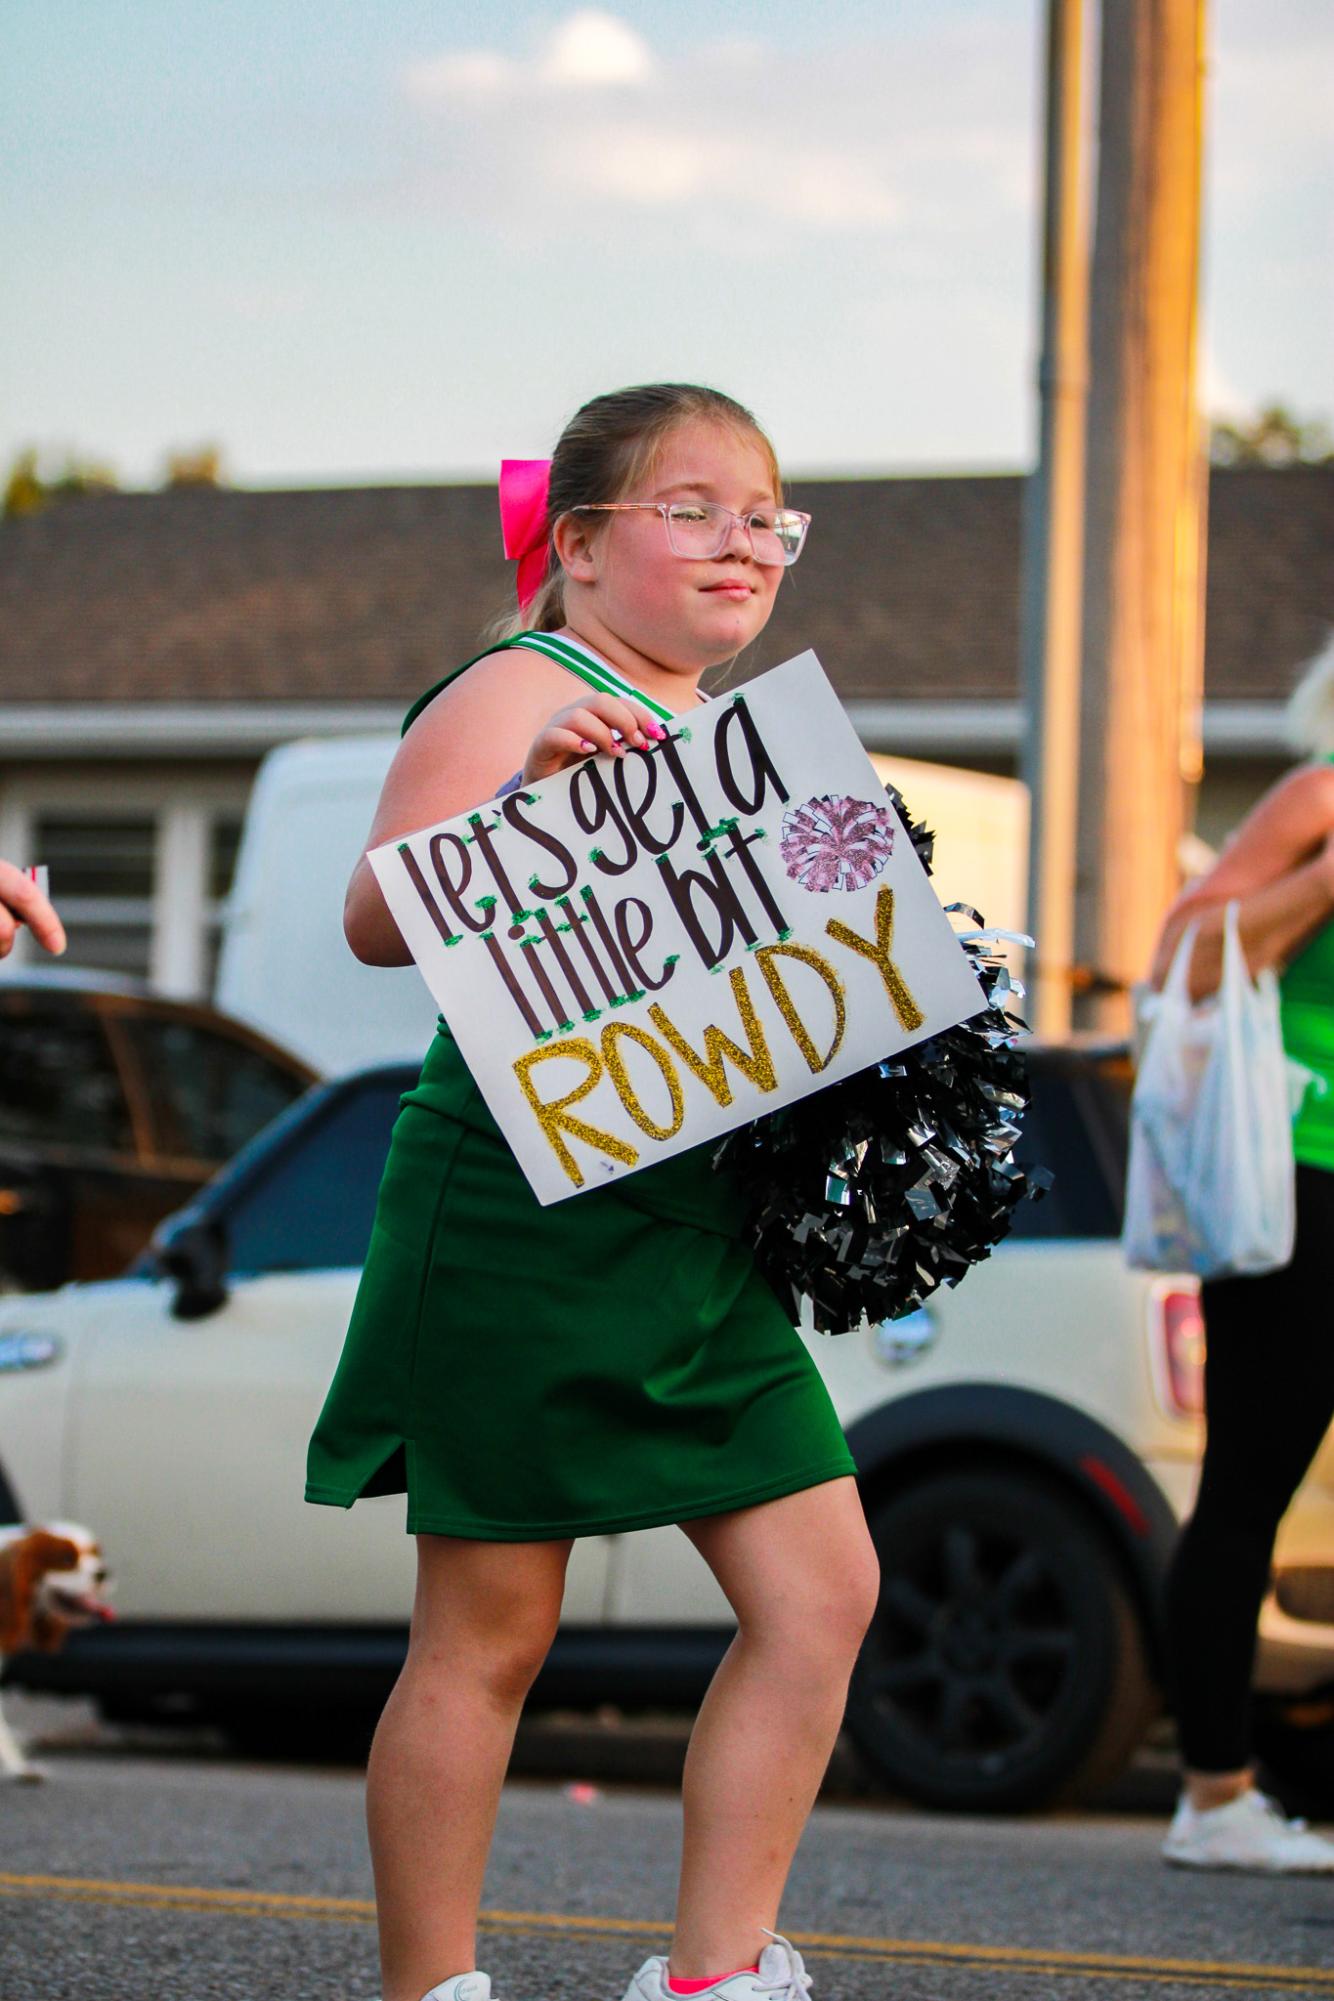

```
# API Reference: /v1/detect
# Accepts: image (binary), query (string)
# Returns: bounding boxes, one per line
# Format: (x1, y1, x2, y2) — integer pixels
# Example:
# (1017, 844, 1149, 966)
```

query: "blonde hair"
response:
(1285, 633, 1334, 759)
(486, 382, 783, 643)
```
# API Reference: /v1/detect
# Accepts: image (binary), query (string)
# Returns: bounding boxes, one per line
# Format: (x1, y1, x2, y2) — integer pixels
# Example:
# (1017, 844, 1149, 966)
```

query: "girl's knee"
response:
(849, 1543, 883, 1643)
(407, 1607, 558, 1705)
(742, 1549, 881, 1666)
(410, 1538, 570, 1700)
(821, 1519, 883, 1646)
(481, 1621, 558, 1704)
(831, 1548, 882, 1656)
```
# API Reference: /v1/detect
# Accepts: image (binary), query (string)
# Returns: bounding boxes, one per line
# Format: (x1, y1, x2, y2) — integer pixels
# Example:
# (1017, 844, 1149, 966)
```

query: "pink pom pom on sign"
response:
(779, 794, 896, 894)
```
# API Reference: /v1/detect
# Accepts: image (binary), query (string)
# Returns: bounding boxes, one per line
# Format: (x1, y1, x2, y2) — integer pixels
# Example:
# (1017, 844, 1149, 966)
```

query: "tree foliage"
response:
(1210, 403, 1333, 468)
(3, 447, 120, 518)
(163, 444, 226, 487)
(3, 441, 231, 516)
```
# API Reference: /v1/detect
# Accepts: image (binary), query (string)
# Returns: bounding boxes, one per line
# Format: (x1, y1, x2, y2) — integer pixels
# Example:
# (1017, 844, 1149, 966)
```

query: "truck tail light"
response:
(1156, 1284, 1205, 1417)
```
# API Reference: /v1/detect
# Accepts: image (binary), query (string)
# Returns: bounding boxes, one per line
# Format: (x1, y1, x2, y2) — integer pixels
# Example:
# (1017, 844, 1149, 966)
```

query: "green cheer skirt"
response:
(304, 1027, 855, 1539)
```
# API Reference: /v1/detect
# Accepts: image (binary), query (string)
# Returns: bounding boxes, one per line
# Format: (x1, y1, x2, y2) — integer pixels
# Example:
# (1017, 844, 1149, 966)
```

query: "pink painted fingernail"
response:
(580, 739, 597, 753)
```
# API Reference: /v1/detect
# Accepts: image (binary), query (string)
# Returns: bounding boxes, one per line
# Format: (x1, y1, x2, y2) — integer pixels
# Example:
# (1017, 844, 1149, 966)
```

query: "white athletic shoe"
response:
(620, 1933, 812, 2001)
(1163, 1788, 1334, 1873)
(369, 1980, 493, 2001)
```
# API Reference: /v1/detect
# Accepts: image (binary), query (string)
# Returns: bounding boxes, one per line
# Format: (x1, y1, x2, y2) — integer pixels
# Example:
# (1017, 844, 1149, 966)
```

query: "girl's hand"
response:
(0, 859, 65, 959)
(521, 692, 668, 784)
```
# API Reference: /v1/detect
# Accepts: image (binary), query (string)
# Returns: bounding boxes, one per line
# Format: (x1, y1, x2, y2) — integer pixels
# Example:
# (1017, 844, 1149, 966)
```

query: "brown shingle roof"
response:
(0, 468, 1328, 707)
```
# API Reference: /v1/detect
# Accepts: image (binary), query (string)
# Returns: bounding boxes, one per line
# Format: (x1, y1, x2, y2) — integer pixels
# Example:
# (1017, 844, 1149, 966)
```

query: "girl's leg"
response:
(367, 1532, 572, 2001)
(1165, 1166, 1334, 1808)
(668, 1478, 880, 1979)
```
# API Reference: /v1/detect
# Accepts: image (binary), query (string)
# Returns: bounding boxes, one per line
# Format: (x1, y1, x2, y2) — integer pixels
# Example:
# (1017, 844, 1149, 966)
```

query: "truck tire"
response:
(847, 1466, 1157, 1812)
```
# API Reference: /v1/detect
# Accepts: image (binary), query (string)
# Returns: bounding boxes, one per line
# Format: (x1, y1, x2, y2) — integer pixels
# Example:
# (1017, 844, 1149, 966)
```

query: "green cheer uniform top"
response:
(1282, 891, 1334, 1174)
(304, 630, 856, 1539)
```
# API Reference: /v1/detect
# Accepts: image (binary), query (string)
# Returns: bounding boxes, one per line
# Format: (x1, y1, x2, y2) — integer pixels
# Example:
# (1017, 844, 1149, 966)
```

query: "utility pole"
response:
(1073, 0, 1208, 1032)
(1021, 0, 1089, 1038)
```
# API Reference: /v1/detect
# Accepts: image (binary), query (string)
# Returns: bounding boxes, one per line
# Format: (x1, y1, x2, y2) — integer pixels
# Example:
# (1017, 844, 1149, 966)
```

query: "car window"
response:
(120, 1017, 308, 1163)
(0, 999, 133, 1154)
(223, 1077, 406, 1274)
(1009, 1052, 1131, 1241)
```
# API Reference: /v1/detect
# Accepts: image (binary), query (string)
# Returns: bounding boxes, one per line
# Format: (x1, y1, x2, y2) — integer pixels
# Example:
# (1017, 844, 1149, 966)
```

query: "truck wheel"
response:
(847, 1467, 1157, 1812)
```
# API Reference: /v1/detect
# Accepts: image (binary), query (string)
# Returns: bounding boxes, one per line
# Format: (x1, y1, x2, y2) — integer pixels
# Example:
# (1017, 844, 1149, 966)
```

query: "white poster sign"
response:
(370, 651, 986, 1204)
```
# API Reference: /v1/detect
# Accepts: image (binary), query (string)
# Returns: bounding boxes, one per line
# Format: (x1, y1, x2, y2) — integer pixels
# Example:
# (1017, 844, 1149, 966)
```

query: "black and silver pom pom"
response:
(714, 787, 1050, 1332)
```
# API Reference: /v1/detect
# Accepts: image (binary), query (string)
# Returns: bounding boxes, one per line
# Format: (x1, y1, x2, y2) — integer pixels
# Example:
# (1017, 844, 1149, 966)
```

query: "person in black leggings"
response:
(1150, 650, 1334, 1871)
(1165, 1165, 1334, 1773)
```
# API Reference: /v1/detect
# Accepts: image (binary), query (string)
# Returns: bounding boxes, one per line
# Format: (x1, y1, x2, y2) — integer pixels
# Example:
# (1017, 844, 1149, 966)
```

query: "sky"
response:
(3, 0, 1330, 487)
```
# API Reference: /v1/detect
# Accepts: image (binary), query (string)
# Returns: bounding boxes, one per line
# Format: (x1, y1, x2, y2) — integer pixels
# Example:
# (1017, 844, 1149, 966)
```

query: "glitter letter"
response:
(825, 886, 925, 1032)
(753, 943, 847, 1073)
(649, 968, 778, 1108)
(600, 1024, 685, 1142)
(513, 1040, 639, 1188)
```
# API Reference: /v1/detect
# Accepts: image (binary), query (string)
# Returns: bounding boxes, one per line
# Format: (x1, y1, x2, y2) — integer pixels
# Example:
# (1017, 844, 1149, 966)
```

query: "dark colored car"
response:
(0, 970, 319, 1290)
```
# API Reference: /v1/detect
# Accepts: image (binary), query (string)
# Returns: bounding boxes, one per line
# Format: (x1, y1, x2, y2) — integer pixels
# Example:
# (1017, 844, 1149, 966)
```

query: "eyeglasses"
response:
(570, 500, 812, 567)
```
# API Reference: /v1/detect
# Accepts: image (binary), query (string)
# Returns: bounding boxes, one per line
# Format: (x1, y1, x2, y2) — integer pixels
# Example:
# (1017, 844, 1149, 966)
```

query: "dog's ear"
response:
(26, 1532, 80, 1574)
(0, 1532, 80, 1653)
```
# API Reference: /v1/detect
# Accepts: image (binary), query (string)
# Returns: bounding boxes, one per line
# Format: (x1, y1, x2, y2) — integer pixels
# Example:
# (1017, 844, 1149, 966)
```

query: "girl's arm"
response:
(344, 652, 663, 966)
(1149, 765, 1334, 997)
(1155, 846, 1334, 1000)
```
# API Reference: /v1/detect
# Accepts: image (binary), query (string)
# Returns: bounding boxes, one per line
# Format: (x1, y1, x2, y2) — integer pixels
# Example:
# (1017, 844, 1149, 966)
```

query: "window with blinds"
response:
(27, 808, 246, 993)
(33, 814, 156, 980)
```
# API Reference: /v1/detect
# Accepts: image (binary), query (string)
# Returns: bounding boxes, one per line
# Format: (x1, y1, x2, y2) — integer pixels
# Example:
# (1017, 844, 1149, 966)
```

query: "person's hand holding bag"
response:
(1126, 902, 1299, 1276)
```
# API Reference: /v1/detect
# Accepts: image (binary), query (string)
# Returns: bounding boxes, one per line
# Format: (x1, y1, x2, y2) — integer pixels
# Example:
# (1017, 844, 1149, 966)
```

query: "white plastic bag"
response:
(1123, 902, 1296, 1277)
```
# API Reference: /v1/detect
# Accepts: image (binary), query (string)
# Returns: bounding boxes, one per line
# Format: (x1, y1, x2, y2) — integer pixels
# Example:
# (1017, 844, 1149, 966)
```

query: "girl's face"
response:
(574, 416, 785, 671)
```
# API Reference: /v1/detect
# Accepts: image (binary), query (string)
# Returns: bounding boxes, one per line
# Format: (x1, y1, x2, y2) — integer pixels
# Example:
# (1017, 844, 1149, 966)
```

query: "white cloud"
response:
(543, 10, 654, 88)
(558, 126, 900, 229)
(393, 9, 1027, 243)
(402, 10, 654, 106)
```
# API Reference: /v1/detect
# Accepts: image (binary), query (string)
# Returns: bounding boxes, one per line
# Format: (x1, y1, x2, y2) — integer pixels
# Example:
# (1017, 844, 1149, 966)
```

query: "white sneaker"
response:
(368, 1980, 493, 2001)
(1163, 1788, 1334, 1873)
(620, 1932, 812, 2001)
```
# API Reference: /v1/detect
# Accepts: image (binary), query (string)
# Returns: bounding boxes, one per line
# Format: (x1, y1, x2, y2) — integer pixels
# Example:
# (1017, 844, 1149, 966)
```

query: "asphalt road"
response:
(1, 1696, 1332, 2001)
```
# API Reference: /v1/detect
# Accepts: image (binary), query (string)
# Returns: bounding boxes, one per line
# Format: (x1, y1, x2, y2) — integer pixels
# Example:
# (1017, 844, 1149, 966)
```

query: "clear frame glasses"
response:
(571, 500, 812, 567)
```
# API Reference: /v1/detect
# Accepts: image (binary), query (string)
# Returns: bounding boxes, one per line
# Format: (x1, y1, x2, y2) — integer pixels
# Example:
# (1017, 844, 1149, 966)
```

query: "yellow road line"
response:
(0, 1871, 377, 1918)
(0, 1873, 1331, 1993)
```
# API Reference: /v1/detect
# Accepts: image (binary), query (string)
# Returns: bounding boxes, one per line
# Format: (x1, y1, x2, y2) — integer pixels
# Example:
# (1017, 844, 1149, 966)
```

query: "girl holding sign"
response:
(308, 385, 879, 2001)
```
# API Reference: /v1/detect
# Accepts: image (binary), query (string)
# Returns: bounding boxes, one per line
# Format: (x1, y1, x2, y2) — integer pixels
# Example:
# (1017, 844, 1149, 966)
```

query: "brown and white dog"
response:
(0, 1522, 115, 1781)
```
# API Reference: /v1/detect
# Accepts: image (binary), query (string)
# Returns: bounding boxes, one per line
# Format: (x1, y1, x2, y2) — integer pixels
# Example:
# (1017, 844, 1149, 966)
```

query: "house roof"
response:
(0, 467, 1328, 709)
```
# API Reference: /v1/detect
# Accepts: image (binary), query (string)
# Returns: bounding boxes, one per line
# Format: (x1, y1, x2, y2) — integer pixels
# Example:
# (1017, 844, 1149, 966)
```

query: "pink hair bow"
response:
(499, 459, 551, 612)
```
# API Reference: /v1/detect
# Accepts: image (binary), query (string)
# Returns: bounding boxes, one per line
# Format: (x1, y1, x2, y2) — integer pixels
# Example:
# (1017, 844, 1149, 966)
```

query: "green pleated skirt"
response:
(304, 1028, 855, 1539)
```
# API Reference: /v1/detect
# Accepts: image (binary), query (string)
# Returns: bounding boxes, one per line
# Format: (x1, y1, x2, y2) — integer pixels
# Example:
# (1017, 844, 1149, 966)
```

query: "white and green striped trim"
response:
(508, 630, 677, 723)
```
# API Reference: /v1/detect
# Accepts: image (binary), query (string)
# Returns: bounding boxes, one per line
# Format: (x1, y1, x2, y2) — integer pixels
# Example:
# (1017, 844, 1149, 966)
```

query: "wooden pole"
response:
(1073, 0, 1208, 1031)
(1021, 0, 1089, 1038)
